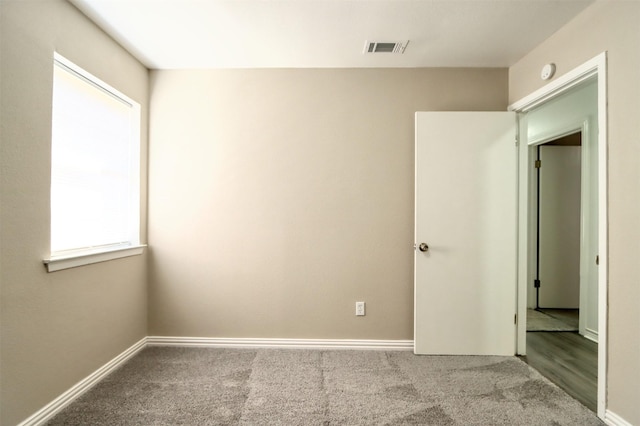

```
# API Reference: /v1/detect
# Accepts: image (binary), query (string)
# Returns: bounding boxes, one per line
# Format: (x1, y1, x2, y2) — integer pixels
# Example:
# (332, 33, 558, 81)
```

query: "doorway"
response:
(533, 133, 582, 325)
(525, 130, 598, 411)
(511, 53, 607, 418)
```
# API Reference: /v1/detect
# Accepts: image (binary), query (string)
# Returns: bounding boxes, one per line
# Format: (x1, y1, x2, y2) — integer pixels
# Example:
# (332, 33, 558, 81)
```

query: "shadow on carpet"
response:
(46, 347, 602, 425)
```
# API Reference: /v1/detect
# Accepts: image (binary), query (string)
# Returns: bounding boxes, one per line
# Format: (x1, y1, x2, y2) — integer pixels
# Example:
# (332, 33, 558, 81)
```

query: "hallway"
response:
(524, 330, 597, 412)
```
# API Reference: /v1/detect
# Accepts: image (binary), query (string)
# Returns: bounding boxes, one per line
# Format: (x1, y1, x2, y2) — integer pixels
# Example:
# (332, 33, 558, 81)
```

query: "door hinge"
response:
(534, 160, 542, 169)
(514, 314, 517, 324)
(534, 279, 541, 288)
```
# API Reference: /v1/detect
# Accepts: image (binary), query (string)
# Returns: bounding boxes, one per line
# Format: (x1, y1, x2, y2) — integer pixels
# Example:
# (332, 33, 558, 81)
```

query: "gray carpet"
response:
(527, 309, 578, 332)
(46, 347, 603, 425)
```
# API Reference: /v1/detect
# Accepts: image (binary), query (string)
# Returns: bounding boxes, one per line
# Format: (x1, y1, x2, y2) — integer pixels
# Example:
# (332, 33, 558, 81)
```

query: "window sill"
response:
(44, 245, 146, 272)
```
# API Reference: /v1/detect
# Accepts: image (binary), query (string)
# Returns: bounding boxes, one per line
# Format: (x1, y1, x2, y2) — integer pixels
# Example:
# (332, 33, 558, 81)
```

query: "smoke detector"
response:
(541, 63, 556, 80)
(364, 40, 409, 54)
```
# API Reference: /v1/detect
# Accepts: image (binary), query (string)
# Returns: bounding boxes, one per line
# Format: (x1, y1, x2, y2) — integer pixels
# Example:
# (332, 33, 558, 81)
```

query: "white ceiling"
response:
(69, 0, 594, 70)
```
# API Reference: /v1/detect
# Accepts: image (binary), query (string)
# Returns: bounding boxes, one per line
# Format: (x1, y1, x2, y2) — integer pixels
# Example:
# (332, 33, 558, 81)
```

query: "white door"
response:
(414, 112, 517, 355)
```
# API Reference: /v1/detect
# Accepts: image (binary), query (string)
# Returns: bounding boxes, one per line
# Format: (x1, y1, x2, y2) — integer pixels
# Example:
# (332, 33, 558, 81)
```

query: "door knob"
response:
(418, 243, 429, 252)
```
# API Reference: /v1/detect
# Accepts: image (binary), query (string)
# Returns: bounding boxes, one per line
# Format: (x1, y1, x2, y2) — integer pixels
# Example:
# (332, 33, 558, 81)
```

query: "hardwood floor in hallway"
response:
(523, 331, 598, 412)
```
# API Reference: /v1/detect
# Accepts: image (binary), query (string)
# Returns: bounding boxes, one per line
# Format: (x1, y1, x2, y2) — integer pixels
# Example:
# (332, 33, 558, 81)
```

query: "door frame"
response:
(529, 114, 597, 340)
(509, 52, 608, 418)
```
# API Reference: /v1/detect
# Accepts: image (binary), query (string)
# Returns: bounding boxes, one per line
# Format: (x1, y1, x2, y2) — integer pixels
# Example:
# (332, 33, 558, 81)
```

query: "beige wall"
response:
(0, 1, 149, 424)
(509, 1, 640, 424)
(148, 69, 507, 340)
(8, 0, 637, 423)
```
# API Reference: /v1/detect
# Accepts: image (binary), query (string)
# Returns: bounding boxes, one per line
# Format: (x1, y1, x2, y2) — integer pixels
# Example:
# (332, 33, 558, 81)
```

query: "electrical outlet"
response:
(355, 301, 365, 316)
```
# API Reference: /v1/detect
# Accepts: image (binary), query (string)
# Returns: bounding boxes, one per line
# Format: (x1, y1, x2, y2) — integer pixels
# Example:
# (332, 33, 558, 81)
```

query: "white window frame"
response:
(44, 53, 145, 272)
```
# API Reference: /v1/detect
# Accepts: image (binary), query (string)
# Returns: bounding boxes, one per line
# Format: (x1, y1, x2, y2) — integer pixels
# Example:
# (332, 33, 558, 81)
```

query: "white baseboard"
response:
(584, 327, 599, 343)
(20, 335, 629, 426)
(147, 336, 414, 351)
(604, 409, 633, 426)
(17, 337, 147, 426)
(17, 336, 411, 425)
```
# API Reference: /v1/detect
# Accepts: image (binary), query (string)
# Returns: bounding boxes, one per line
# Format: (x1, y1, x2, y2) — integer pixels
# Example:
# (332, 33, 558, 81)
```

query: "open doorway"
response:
(525, 131, 598, 412)
(532, 132, 582, 327)
(511, 53, 607, 419)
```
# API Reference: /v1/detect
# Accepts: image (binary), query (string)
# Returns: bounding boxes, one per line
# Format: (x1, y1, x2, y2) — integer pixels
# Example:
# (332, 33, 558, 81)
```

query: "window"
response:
(45, 54, 143, 272)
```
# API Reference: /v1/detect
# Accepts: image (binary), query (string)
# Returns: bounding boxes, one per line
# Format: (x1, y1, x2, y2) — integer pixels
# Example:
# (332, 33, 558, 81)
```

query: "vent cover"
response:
(364, 40, 409, 54)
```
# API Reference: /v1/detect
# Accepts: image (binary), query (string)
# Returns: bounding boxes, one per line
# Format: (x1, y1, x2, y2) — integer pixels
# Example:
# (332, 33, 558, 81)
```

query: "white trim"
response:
(527, 120, 587, 147)
(15, 337, 409, 425)
(595, 51, 609, 421)
(44, 245, 146, 272)
(604, 410, 633, 426)
(54, 53, 138, 107)
(510, 51, 608, 420)
(50, 52, 142, 261)
(17, 337, 147, 426)
(508, 54, 602, 113)
(147, 336, 414, 351)
(583, 328, 599, 343)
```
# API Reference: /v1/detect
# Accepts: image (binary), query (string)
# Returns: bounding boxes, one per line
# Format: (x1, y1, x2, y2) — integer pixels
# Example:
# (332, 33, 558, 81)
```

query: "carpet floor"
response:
(46, 347, 603, 425)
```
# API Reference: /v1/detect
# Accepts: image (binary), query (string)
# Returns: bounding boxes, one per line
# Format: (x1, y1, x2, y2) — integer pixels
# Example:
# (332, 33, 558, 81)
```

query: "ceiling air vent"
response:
(364, 40, 409, 54)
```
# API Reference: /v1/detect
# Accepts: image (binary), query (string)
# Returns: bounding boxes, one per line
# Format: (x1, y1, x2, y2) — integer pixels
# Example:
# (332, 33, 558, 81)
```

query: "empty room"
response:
(1, 0, 639, 425)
